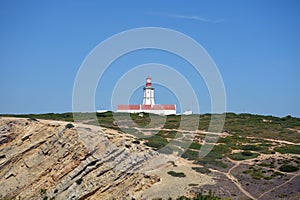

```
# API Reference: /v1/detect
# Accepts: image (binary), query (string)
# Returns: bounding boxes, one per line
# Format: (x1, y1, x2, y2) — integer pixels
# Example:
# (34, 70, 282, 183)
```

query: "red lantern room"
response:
(146, 76, 152, 87)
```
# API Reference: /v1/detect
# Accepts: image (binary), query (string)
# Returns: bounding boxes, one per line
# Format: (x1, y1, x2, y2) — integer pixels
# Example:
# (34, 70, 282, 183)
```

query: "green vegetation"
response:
(176, 191, 222, 200)
(243, 166, 284, 180)
(229, 151, 259, 161)
(292, 156, 300, 166)
(65, 123, 74, 129)
(3, 111, 300, 142)
(241, 144, 273, 154)
(40, 188, 47, 195)
(167, 160, 177, 167)
(167, 171, 186, 178)
(39, 188, 55, 200)
(192, 167, 211, 174)
(223, 113, 300, 143)
(279, 164, 299, 172)
(2, 111, 300, 172)
(0, 112, 74, 122)
(275, 145, 300, 154)
(182, 149, 200, 161)
(144, 135, 168, 150)
(217, 136, 274, 154)
(257, 162, 271, 167)
(189, 142, 202, 150)
(76, 178, 83, 185)
(194, 144, 230, 169)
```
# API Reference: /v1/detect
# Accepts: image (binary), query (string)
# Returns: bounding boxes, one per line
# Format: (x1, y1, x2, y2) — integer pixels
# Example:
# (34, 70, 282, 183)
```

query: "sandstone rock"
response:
(0, 118, 158, 199)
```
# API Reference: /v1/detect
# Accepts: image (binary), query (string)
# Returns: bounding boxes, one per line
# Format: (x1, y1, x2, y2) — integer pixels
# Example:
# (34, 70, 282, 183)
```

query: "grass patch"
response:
(189, 142, 202, 150)
(3, 112, 300, 143)
(243, 167, 284, 180)
(275, 145, 300, 154)
(177, 191, 222, 200)
(191, 144, 230, 169)
(279, 164, 299, 172)
(258, 162, 270, 167)
(192, 167, 211, 174)
(242, 144, 264, 151)
(229, 151, 259, 160)
(167, 171, 186, 178)
(144, 135, 168, 150)
(0, 112, 74, 122)
(182, 149, 200, 160)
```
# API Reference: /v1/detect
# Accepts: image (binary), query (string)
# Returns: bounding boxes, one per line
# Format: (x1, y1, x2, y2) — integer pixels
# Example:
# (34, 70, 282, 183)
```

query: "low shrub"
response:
(229, 151, 259, 160)
(65, 123, 74, 129)
(275, 145, 300, 154)
(76, 178, 83, 185)
(167, 171, 186, 178)
(279, 164, 299, 172)
(192, 167, 211, 174)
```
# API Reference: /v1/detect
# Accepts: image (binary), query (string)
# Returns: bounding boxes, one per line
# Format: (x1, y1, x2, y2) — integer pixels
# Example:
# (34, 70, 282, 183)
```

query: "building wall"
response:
(116, 109, 176, 115)
(143, 88, 155, 105)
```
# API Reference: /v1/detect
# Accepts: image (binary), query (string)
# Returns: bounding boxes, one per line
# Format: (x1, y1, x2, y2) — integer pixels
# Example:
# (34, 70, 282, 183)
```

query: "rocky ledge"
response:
(0, 117, 159, 199)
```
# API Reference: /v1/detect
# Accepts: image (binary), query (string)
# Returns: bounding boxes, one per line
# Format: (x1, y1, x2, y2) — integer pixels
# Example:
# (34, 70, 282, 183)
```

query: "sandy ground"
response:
(137, 154, 215, 199)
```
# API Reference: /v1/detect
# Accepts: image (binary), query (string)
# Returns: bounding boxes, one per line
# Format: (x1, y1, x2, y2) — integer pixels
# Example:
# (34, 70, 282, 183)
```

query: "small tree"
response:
(65, 123, 74, 129)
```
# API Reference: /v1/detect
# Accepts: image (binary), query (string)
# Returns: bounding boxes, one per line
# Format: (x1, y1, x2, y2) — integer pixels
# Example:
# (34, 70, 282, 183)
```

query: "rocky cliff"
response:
(0, 117, 160, 199)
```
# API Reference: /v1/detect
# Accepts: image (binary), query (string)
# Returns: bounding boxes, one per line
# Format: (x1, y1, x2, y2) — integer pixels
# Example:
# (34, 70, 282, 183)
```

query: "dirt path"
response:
(258, 171, 300, 199)
(225, 158, 257, 200)
(246, 136, 300, 145)
(208, 158, 257, 200)
(129, 126, 230, 136)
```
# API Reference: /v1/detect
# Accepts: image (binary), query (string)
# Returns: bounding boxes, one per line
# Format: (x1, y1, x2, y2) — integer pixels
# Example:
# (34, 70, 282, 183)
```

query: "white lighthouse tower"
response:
(143, 76, 155, 105)
(116, 76, 176, 115)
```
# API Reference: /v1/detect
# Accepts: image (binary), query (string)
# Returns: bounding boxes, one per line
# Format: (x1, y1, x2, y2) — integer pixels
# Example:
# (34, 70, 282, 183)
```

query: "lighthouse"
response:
(116, 76, 176, 115)
(143, 76, 155, 105)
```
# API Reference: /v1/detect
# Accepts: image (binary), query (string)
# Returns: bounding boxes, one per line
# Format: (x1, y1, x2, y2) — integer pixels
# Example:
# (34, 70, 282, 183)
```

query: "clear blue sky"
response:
(1, 0, 299, 117)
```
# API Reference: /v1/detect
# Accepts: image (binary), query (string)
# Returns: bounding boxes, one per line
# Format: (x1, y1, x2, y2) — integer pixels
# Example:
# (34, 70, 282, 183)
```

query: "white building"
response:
(117, 76, 176, 115)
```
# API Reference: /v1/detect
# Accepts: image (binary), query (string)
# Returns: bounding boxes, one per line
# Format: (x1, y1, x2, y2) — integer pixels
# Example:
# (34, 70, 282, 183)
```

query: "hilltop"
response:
(0, 112, 300, 199)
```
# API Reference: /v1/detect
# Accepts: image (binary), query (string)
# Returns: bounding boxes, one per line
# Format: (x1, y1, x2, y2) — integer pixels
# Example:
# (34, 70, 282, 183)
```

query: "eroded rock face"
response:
(0, 118, 159, 199)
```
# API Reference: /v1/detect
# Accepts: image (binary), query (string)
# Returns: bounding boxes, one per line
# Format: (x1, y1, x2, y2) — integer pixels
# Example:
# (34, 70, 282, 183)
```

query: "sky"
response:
(0, 0, 300, 117)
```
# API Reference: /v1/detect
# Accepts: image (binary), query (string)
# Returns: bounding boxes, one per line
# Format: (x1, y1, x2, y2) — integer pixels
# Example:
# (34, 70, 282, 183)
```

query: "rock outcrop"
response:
(0, 118, 159, 199)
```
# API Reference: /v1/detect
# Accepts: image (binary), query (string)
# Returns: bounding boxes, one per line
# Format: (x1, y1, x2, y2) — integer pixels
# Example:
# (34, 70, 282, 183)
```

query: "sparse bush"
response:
(192, 167, 211, 174)
(242, 151, 253, 156)
(182, 149, 199, 161)
(244, 166, 284, 180)
(65, 123, 74, 129)
(76, 178, 83, 185)
(176, 191, 221, 199)
(258, 162, 270, 167)
(167, 160, 177, 167)
(167, 171, 186, 178)
(40, 188, 47, 195)
(275, 145, 300, 154)
(229, 151, 259, 160)
(279, 164, 299, 172)
(144, 136, 168, 150)
(189, 142, 202, 150)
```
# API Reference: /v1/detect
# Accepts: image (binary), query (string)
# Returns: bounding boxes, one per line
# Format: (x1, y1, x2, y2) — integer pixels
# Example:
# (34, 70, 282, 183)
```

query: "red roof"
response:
(118, 104, 176, 110)
(117, 105, 140, 110)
